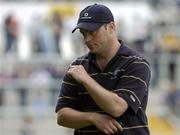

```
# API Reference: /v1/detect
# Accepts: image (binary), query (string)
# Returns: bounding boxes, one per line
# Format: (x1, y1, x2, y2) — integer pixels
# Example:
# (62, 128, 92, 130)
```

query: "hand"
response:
(90, 113, 123, 135)
(67, 65, 89, 83)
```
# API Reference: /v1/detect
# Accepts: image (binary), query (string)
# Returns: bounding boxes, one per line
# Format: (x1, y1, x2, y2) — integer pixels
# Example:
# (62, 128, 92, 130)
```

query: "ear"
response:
(108, 22, 115, 33)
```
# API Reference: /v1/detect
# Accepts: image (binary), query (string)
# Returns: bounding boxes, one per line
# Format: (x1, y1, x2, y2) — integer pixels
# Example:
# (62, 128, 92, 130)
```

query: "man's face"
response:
(80, 24, 109, 54)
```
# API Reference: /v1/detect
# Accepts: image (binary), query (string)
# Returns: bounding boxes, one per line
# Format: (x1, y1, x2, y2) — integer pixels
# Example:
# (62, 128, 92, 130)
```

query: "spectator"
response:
(50, 11, 63, 54)
(3, 14, 19, 54)
(29, 65, 52, 114)
(166, 82, 180, 116)
(151, 41, 162, 87)
(163, 32, 179, 82)
(0, 88, 4, 106)
(20, 115, 35, 135)
(30, 15, 57, 55)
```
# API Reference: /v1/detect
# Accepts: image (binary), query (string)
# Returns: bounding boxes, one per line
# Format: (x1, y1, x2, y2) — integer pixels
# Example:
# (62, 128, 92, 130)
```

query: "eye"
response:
(80, 30, 96, 38)
(89, 31, 96, 36)
(88, 31, 93, 35)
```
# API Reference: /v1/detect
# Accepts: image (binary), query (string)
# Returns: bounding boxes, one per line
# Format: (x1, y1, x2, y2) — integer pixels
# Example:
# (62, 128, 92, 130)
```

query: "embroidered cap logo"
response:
(84, 13, 88, 17)
(81, 12, 92, 20)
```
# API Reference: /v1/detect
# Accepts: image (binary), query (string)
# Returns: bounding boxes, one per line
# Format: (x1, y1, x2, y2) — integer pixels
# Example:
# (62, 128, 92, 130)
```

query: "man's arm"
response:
(81, 75, 128, 117)
(57, 107, 92, 129)
(67, 65, 128, 117)
(57, 107, 123, 134)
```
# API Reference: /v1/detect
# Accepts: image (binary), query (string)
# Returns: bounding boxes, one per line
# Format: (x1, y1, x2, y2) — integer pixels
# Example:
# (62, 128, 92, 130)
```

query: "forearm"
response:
(57, 107, 93, 129)
(67, 65, 128, 117)
(82, 76, 128, 117)
(57, 107, 123, 134)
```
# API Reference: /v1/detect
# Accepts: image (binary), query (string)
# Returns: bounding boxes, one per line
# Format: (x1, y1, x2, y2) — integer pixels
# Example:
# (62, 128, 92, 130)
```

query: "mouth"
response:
(87, 44, 96, 51)
(86, 42, 93, 48)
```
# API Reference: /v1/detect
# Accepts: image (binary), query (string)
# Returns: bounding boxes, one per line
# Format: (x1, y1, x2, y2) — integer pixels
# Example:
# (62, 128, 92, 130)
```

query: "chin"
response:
(89, 50, 97, 54)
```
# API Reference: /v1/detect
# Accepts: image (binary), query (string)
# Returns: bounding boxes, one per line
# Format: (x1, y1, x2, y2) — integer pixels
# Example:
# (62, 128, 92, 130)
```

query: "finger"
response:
(103, 129, 109, 135)
(69, 65, 78, 69)
(114, 121, 123, 131)
(67, 68, 74, 73)
(78, 65, 84, 68)
(109, 123, 118, 133)
(67, 68, 76, 75)
(103, 128, 112, 135)
(106, 127, 115, 135)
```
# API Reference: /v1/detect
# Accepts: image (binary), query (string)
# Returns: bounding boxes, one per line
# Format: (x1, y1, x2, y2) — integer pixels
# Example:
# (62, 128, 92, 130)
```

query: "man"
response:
(4, 14, 19, 53)
(55, 4, 151, 135)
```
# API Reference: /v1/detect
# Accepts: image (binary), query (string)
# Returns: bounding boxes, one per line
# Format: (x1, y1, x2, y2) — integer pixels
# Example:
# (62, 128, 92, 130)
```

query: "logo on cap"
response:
(84, 13, 88, 17)
(81, 12, 92, 19)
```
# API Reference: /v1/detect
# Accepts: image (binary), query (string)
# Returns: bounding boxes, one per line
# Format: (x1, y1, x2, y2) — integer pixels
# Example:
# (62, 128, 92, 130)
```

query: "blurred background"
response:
(0, 0, 180, 135)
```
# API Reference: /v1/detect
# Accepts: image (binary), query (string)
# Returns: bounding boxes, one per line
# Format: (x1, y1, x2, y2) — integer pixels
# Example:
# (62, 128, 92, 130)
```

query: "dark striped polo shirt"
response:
(55, 41, 151, 135)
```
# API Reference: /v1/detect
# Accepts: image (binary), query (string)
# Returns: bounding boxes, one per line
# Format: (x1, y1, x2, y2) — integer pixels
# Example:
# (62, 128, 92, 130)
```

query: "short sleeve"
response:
(115, 60, 151, 114)
(55, 61, 81, 112)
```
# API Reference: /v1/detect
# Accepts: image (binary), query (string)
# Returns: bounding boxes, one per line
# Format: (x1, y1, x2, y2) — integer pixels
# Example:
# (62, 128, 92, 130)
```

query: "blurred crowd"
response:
(2, 10, 63, 55)
(0, 1, 180, 135)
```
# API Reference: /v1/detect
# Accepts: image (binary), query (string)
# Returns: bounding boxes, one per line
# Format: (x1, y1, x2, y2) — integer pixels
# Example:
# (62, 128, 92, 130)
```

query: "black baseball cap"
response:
(72, 4, 114, 33)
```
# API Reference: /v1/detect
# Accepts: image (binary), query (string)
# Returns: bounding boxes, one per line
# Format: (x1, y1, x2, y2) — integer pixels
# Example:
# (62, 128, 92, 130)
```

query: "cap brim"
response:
(72, 22, 103, 33)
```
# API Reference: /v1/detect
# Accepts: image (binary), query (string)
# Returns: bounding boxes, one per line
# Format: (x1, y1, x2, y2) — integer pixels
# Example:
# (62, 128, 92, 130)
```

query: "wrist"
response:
(87, 112, 96, 124)
(81, 74, 91, 85)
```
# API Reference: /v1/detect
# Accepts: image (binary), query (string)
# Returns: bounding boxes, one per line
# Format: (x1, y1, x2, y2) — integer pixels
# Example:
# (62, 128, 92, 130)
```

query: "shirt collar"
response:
(117, 40, 130, 56)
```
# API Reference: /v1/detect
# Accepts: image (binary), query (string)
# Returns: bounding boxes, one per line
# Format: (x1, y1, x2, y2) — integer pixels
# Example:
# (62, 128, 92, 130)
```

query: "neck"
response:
(96, 39, 120, 69)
